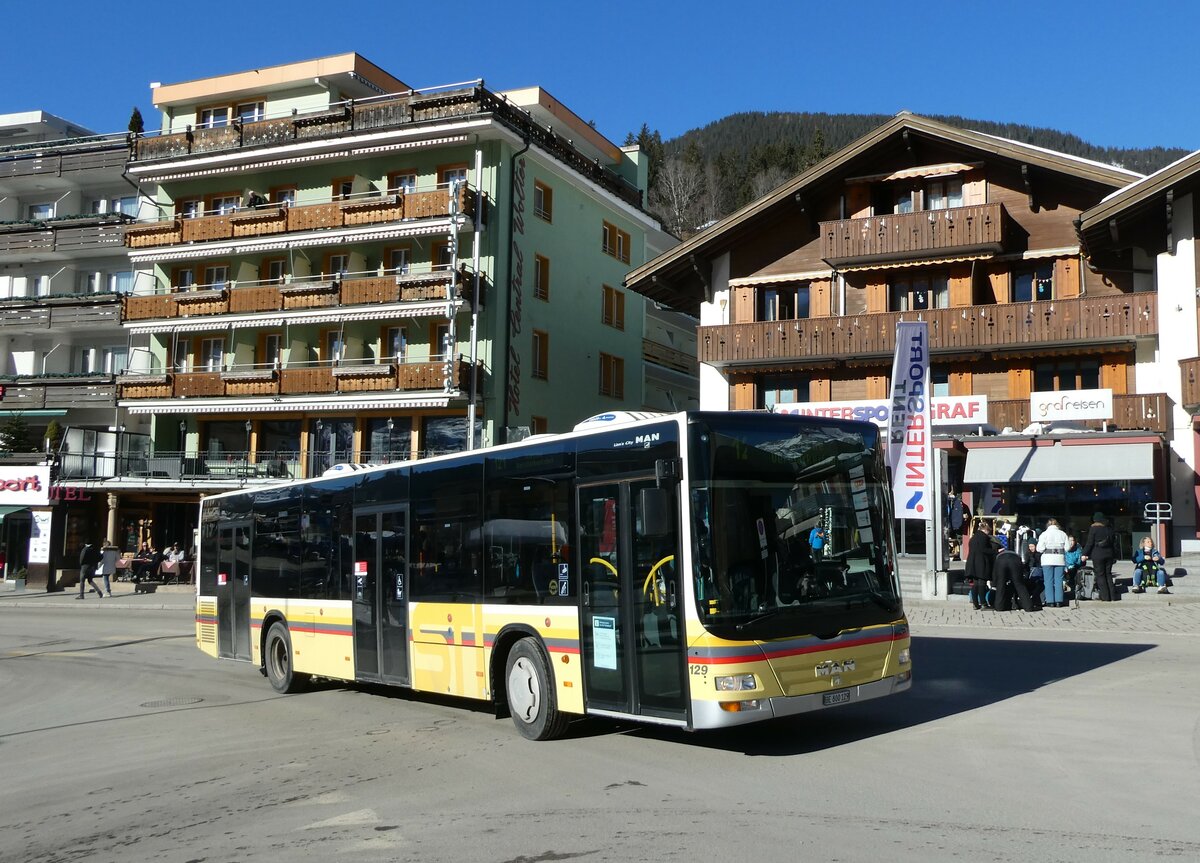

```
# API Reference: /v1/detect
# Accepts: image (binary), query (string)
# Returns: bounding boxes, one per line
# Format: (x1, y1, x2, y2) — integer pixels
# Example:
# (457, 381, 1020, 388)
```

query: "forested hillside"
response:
(626, 111, 1190, 238)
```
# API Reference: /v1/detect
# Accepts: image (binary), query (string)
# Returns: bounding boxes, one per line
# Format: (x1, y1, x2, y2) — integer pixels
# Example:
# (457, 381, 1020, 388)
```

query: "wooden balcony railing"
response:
(0, 295, 121, 330)
(131, 85, 642, 208)
(121, 268, 477, 322)
(1181, 357, 1200, 411)
(820, 203, 1014, 266)
(0, 375, 117, 410)
(0, 220, 126, 258)
(986, 392, 1170, 434)
(118, 358, 480, 401)
(699, 293, 1158, 366)
(642, 338, 698, 374)
(0, 136, 129, 180)
(125, 186, 474, 250)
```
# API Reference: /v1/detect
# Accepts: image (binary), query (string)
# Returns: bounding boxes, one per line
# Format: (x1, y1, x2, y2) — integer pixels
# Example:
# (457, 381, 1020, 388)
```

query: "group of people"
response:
(964, 511, 1170, 611)
(76, 539, 189, 597)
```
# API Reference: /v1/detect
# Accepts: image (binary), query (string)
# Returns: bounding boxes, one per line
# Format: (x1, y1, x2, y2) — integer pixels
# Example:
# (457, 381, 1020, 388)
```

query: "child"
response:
(1063, 535, 1082, 597)
(1131, 536, 1169, 594)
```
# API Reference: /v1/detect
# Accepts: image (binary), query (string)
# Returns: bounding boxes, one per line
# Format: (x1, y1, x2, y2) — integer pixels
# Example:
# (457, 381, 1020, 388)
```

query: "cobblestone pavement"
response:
(906, 594, 1200, 635)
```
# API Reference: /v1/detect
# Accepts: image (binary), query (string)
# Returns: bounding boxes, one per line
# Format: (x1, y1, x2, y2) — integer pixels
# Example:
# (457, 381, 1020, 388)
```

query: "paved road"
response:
(1, 601, 1198, 862)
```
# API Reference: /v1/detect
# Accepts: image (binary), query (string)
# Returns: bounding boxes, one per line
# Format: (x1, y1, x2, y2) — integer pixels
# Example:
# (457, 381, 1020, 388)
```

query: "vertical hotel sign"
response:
(887, 322, 932, 520)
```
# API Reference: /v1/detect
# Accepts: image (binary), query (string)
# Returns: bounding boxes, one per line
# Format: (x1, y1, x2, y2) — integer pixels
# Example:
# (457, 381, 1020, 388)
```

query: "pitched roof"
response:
(625, 112, 1141, 314)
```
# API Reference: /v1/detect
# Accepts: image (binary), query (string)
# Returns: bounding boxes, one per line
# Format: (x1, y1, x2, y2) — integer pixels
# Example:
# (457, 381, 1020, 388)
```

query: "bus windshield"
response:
(688, 414, 901, 640)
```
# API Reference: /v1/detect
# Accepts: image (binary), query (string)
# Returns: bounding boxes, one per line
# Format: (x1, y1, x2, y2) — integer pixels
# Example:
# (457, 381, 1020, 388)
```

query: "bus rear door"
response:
(216, 520, 252, 661)
(352, 507, 409, 685)
(577, 477, 687, 724)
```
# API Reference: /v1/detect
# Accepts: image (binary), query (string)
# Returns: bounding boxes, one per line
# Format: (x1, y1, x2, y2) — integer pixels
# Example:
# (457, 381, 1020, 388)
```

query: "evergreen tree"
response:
(128, 107, 144, 135)
(0, 415, 34, 453)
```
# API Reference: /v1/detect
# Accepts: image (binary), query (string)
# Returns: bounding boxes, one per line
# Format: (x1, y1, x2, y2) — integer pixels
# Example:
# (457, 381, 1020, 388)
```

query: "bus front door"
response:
(352, 507, 409, 685)
(216, 521, 252, 661)
(577, 479, 687, 723)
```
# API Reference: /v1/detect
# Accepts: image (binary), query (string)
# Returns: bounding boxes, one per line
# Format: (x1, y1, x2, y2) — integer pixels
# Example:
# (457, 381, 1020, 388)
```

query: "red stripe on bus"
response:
(288, 625, 353, 637)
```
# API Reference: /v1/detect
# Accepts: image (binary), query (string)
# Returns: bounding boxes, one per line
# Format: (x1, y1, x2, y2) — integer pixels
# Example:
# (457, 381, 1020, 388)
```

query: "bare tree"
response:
(749, 165, 790, 202)
(650, 156, 710, 238)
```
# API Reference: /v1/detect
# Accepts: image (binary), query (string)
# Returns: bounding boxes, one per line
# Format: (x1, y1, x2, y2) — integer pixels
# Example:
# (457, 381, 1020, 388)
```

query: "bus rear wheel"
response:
(505, 637, 569, 741)
(264, 622, 309, 694)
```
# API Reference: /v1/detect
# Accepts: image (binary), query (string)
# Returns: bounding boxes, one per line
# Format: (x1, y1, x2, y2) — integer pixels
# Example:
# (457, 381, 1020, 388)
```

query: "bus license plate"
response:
(823, 689, 851, 706)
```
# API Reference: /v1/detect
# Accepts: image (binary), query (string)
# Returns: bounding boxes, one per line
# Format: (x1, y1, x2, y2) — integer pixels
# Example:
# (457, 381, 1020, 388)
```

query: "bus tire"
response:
(264, 621, 308, 694)
(505, 637, 568, 741)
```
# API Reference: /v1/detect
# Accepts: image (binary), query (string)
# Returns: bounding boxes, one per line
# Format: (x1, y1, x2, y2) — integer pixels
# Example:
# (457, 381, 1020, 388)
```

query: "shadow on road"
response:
(599, 635, 1156, 754)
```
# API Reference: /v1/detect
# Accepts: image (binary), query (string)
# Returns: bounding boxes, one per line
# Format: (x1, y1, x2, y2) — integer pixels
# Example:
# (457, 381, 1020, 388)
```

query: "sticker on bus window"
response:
(395, 573, 404, 601)
(557, 563, 570, 597)
(355, 560, 368, 576)
(218, 572, 228, 586)
(593, 616, 617, 670)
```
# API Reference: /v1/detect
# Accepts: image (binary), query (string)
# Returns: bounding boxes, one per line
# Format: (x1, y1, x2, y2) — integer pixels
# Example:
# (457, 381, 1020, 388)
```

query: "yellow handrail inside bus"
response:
(589, 556, 618, 578)
(642, 555, 675, 607)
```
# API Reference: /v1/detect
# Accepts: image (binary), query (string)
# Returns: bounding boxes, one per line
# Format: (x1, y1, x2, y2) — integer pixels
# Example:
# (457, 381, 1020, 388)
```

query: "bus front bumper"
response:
(692, 671, 912, 730)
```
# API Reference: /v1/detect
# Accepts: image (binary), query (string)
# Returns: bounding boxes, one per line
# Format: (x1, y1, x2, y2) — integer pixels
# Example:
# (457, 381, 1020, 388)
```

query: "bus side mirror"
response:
(640, 487, 672, 537)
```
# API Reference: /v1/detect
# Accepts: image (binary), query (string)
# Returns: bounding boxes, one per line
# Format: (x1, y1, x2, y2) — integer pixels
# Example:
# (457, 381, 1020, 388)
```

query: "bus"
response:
(195, 410, 911, 740)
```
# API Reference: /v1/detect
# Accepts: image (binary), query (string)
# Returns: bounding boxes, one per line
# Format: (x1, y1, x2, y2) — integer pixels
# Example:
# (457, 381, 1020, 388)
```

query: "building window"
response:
(925, 177, 963, 211)
(28, 203, 55, 221)
(438, 165, 469, 187)
(384, 326, 407, 362)
(532, 330, 549, 380)
(1034, 360, 1100, 392)
(236, 101, 265, 124)
(758, 285, 810, 320)
(261, 258, 287, 284)
(432, 323, 450, 359)
(173, 267, 196, 290)
(332, 178, 355, 201)
(174, 338, 191, 373)
(601, 285, 625, 330)
(534, 255, 550, 301)
(533, 181, 553, 222)
(387, 171, 417, 194)
(177, 198, 202, 219)
(1013, 264, 1054, 303)
(199, 338, 224, 372)
(387, 247, 411, 276)
(890, 273, 949, 311)
(324, 330, 344, 364)
(197, 106, 230, 129)
(261, 333, 282, 368)
(207, 194, 239, 216)
(269, 186, 296, 207)
(602, 221, 631, 264)
(599, 353, 624, 398)
(202, 265, 229, 289)
(102, 346, 129, 376)
(931, 368, 950, 397)
(326, 254, 351, 277)
(432, 241, 453, 269)
(759, 375, 810, 409)
(530, 415, 549, 435)
(108, 272, 134, 294)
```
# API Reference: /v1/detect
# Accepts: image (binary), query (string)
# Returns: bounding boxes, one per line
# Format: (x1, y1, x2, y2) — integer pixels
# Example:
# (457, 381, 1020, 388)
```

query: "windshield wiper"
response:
(735, 606, 795, 631)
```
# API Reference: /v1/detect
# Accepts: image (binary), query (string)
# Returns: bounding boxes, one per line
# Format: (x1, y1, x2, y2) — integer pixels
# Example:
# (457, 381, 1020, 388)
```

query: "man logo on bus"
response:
(815, 659, 856, 677)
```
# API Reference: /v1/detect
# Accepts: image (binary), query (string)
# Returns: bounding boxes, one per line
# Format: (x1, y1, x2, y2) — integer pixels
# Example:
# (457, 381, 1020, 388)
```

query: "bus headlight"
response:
(715, 673, 756, 691)
(897, 648, 911, 665)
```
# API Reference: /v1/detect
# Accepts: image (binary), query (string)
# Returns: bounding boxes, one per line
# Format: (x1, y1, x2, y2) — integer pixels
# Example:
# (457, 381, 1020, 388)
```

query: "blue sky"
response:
(9, 1, 1198, 153)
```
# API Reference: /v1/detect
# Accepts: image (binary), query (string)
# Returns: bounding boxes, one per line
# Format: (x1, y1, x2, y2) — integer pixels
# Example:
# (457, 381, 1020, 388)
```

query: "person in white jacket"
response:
(1036, 518, 1070, 607)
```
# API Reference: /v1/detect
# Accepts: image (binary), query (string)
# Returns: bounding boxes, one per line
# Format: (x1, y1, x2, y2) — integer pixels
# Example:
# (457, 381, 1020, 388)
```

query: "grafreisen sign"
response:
(1029, 388, 1113, 422)
(0, 466, 49, 506)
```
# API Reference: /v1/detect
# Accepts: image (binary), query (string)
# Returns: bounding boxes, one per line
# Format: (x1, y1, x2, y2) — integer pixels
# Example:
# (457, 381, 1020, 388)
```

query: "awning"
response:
(0, 505, 29, 521)
(846, 162, 979, 184)
(838, 253, 994, 273)
(964, 442, 1155, 484)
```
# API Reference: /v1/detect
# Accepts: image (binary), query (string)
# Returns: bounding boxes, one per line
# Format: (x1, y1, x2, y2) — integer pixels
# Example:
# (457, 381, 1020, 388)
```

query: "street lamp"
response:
(178, 420, 186, 479)
(386, 417, 394, 463)
(313, 419, 324, 476)
(244, 419, 252, 470)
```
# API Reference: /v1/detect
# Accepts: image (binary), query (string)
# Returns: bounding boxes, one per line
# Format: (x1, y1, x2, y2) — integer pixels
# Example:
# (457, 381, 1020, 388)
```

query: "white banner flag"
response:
(888, 322, 932, 521)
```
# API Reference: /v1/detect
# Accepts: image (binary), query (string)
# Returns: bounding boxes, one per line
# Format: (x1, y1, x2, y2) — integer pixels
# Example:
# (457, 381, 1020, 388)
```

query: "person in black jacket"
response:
(76, 539, 104, 600)
(964, 522, 996, 610)
(993, 547, 1038, 612)
(1081, 511, 1117, 601)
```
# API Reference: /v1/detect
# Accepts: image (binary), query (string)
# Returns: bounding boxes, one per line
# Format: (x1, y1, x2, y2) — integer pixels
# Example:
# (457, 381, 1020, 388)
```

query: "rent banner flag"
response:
(888, 322, 932, 521)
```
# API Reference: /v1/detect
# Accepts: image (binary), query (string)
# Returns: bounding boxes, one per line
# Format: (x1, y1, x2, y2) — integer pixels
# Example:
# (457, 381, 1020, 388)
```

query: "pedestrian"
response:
(99, 540, 118, 597)
(1064, 535, 1083, 597)
(808, 524, 827, 558)
(964, 521, 996, 610)
(76, 539, 104, 599)
(1081, 511, 1117, 601)
(993, 546, 1038, 612)
(1037, 518, 1069, 607)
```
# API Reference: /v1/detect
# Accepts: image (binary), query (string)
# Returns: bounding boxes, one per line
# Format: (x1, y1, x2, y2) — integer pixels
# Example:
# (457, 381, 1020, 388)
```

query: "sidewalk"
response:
(0, 581, 196, 611)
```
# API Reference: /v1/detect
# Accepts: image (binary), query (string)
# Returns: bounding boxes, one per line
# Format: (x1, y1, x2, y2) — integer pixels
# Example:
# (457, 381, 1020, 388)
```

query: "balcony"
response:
(118, 356, 480, 402)
(0, 373, 117, 410)
(0, 214, 129, 259)
(1181, 358, 1200, 411)
(122, 266, 479, 322)
(0, 133, 130, 180)
(642, 338, 698, 375)
(130, 84, 642, 208)
(0, 293, 121, 331)
(985, 393, 1170, 434)
(820, 203, 1016, 267)
(125, 185, 473, 252)
(699, 293, 1158, 367)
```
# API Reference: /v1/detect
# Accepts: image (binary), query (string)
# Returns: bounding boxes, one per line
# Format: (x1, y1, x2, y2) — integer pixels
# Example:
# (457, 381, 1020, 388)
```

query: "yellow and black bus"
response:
(195, 410, 911, 740)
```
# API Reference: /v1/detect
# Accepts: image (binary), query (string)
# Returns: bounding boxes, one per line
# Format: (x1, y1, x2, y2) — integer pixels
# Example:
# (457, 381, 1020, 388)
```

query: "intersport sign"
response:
(773, 394, 987, 428)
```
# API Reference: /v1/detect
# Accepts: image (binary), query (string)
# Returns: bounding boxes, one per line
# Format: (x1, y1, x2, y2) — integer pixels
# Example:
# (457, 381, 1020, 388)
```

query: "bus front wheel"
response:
(264, 622, 309, 694)
(505, 638, 568, 741)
